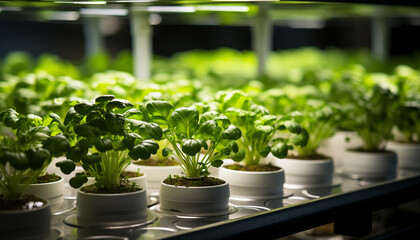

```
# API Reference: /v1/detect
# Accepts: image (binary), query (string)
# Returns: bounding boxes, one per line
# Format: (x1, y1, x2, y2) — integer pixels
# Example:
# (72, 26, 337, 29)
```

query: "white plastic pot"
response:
(24, 176, 64, 207)
(218, 163, 285, 199)
(271, 156, 334, 188)
(159, 181, 230, 215)
(76, 188, 148, 227)
(387, 141, 420, 173)
(0, 199, 51, 239)
(318, 131, 362, 173)
(127, 163, 183, 196)
(342, 150, 397, 180)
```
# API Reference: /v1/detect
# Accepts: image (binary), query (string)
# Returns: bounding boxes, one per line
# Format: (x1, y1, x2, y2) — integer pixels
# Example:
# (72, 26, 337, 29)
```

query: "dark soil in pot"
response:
(35, 173, 61, 183)
(134, 158, 178, 166)
(164, 176, 225, 187)
(224, 163, 280, 172)
(287, 153, 331, 160)
(0, 195, 47, 210)
(80, 184, 143, 194)
(120, 171, 143, 178)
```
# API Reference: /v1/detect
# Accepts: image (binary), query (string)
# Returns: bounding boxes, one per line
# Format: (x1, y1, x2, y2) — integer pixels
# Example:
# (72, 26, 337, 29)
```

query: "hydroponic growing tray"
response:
(48, 170, 420, 240)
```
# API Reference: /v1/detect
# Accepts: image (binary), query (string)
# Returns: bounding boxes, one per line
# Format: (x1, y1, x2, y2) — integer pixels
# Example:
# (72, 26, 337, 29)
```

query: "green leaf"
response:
(0, 108, 20, 129)
(221, 125, 242, 140)
(229, 141, 239, 153)
(271, 143, 289, 159)
(5, 151, 29, 170)
(284, 120, 302, 134)
(290, 128, 309, 147)
(64, 108, 82, 126)
(87, 118, 108, 133)
(259, 145, 271, 157)
(146, 100, 174, 119)
(211, 159, 223, 168)
(170, 107, 199, 138)
(229, 149, 245, 162)
(26, 147, 51, 170)
(95, 95, 115, 103)
(69, 173, 88, 188)
(56, 160, 76, 174)
(145, 122, 163, 140)
(95, 137, 113, 152)
(197, 120, 220, 139)
(73, 124, 98, 140)
(129, 144, 150, 160)
(162, 148, 172, 157)
(43, 134, 70, 157)
(124, 108, 143, 120)
(123, 132, 143, 150)
(106, 99, 133, 112)
(141, 140, 159, 155)
(74, 102, 96, 115)
(82, 153, 102, 164)
(66, 145, 87, 162)
(181, 139, 202, 156)
(105, 113, 125, 135)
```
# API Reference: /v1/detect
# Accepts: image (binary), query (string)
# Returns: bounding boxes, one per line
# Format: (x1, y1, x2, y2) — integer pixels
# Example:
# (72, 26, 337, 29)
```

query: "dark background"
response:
(0, 16, 418, 62)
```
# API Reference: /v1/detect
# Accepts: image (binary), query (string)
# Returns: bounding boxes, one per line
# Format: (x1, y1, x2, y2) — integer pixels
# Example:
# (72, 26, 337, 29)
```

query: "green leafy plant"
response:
(214, 91, 309, 166)
(55, 95, 162, 191)
(144, 100, 242, 179)
(288, 98, 342, 158)
(391, 65, 420, 143)
(0, 108, 70, 201)
(349, 84, 399, 151)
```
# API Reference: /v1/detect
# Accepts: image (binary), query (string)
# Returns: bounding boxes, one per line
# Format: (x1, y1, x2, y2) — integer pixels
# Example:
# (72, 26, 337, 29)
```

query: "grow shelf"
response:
(51, 171, 420, 239)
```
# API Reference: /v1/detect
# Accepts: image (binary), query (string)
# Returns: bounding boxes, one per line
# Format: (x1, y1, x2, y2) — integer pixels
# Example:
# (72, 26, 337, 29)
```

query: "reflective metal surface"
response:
(45, 170, 420, 239)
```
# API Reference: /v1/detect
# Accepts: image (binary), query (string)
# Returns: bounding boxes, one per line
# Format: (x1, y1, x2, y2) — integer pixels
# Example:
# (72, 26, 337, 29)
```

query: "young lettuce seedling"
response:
(214, 90, 309, 167)
(144, 100, 242, 179)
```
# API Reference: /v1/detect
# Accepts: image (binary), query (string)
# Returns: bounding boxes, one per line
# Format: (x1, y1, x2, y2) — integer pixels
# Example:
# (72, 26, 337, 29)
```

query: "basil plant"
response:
(214, 91, 309, 166)
(144, 100, 242, 179)
(0, 109, 70, 201)
(55, 95, 162, 190)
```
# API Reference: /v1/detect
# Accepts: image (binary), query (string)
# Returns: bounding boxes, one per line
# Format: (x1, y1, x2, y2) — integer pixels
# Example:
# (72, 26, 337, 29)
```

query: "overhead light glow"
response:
(132, 6, 196, 13)
(44, 11, 80, 21)
(55, 1, 107, 5)
(80, 8, 128, 16)
(0, 7, 22, 12)
(196, 6, 249, 12)
(287, 19, 325, 29)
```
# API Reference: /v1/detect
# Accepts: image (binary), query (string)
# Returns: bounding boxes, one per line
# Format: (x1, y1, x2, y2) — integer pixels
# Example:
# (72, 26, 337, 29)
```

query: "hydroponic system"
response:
(1, 0, 420, 239)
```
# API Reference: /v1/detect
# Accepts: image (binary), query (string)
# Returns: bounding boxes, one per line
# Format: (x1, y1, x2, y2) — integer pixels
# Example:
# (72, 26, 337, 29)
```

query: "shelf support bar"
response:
(83, 17, 105, 57)
(130, 10, 152, 81)
(252, 5, 272, 79)
(371, 7, 389, 61)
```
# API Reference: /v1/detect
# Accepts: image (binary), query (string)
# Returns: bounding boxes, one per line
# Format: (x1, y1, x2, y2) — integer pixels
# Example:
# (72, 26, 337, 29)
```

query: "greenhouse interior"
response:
(1, 0, 420, 239)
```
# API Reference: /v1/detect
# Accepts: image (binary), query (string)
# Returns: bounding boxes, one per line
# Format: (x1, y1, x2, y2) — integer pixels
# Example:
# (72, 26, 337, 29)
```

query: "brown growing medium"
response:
(163, 176, 225, 187)
(81, 184, 143, 194)
(224, 163, 281, 172)
(120, 171, 143, 178)
(36, 173, 61, 183)
(134, 157, 179, 166)
(287, 153, 331, 160)
(0, 195, 47, 210)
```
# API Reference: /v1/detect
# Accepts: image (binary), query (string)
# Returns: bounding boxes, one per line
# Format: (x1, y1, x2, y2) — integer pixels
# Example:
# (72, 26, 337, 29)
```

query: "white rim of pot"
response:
(75, 187, 148, 227)
(0, 198, 51, 239)
(342, 149, 397, 180)
(218, 165, 285, 200)
(24, 176, 64, 207)
(387, 141, 420, 171)
(271, 157, 335, 188)
(158, 180, 231, 217)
